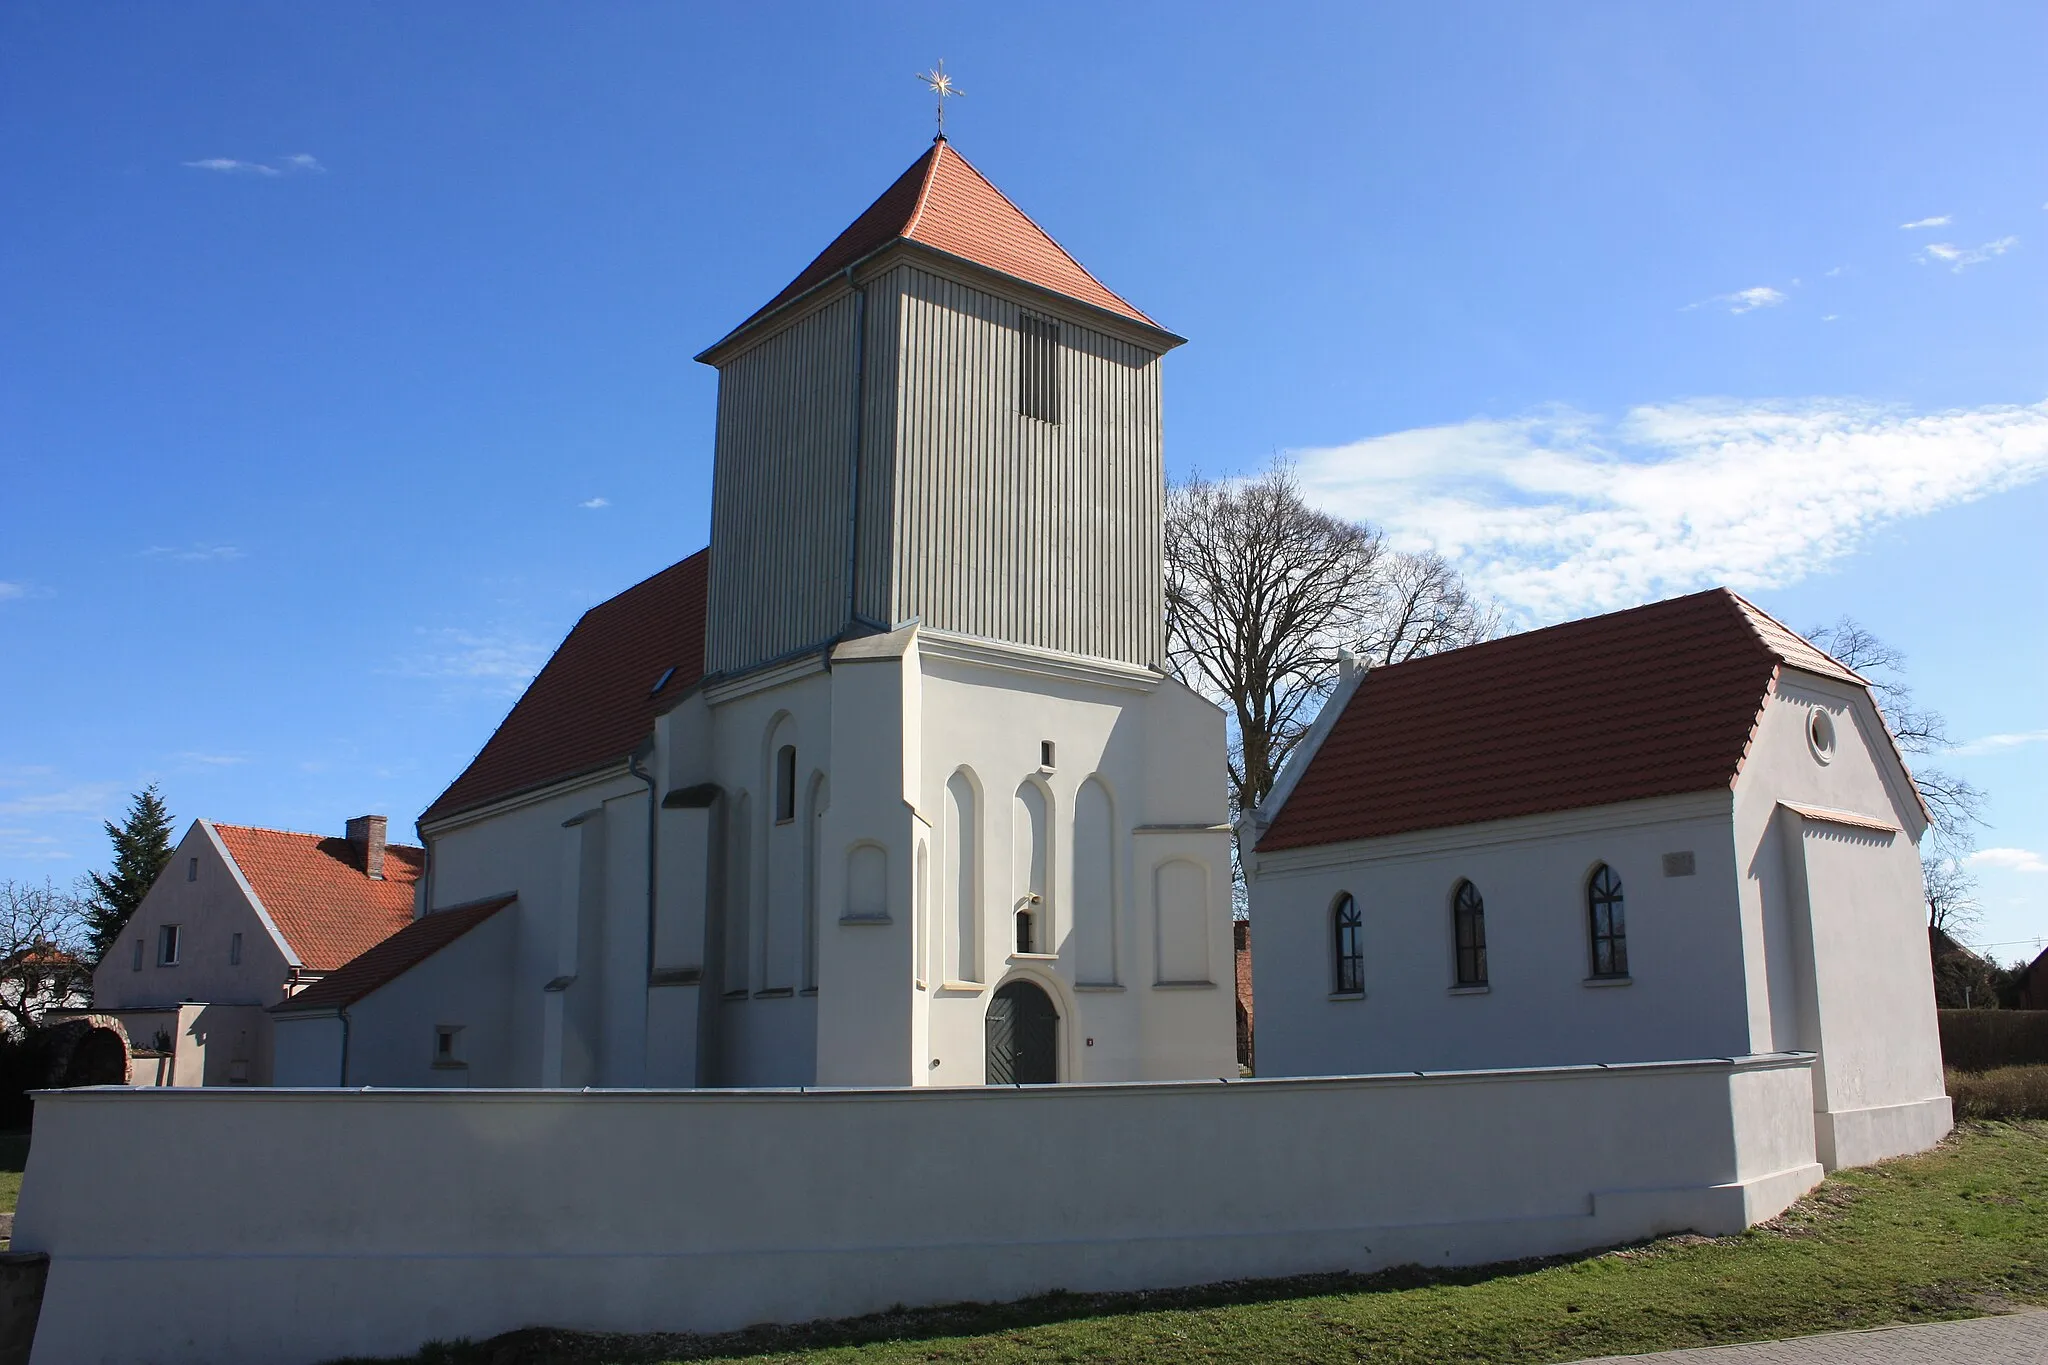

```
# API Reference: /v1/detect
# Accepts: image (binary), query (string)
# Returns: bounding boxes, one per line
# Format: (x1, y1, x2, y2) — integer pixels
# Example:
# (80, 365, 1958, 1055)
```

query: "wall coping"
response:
(36, 1051, 1812, 1108)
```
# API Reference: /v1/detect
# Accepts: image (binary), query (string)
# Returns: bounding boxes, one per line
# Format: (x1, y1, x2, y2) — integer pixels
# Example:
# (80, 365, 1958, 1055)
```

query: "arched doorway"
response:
(986, 979, 1058, 1084)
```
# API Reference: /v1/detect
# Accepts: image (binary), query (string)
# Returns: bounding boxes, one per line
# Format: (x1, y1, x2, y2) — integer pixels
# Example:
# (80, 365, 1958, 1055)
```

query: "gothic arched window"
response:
(1332, 893, 1363, 994)
(1588, 864, 1628, 978)
(1452, 881, 1487, 986)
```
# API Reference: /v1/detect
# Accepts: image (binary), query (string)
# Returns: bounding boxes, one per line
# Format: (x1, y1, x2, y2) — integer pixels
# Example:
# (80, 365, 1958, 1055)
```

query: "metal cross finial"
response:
(916, 60, 963, 138)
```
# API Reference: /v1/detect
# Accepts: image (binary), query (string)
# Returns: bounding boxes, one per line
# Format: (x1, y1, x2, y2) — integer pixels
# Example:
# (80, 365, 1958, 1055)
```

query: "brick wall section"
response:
(1235, 919, 1254, 1073)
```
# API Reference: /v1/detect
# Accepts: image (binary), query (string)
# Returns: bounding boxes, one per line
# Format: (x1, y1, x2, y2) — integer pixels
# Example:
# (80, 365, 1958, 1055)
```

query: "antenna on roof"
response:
(915, 59, 963, 140)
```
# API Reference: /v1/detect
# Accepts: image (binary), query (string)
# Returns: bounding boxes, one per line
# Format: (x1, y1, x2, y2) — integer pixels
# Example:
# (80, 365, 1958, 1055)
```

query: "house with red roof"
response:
(87, 815, 419, 1085)
(273, 137, 1236, 1089)
(1243, 589, 1951, 1171)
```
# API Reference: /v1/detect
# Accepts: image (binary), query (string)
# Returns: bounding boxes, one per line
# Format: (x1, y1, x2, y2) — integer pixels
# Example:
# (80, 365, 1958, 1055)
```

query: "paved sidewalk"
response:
(1569, 1310, 2048, 1364)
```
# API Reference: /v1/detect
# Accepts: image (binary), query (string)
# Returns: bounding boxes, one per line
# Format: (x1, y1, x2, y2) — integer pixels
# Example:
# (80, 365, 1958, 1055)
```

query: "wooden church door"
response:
(986, 979, 1059, 1084)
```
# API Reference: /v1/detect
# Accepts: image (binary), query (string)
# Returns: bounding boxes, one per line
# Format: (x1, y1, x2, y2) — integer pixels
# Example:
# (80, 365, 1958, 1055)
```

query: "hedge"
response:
(1938, 1008, 2048, 1073)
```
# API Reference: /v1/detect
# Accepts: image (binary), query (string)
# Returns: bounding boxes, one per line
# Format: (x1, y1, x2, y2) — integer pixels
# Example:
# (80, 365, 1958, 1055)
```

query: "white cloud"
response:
(1970, 847, 2048, 874)
(1954, 728, 2048, 757)
(1918, 236, 2018, 272)
(184, 157, 280, 176)
(391, 628, 550, 698)
(1822, 314, 1840, 322)
(1899, 215, 1951, 230)
(142, 543, 242, 562)
(0, 828, 70, 862)
(1688, 286, 1784, 315)
(173, 752, 248, 768)
(1292, 397, 2048, 623)
(579, 497, 610, 510)
(0, 582, 23, 602)
(0, 783, 121, 817)
(182, 154, 324, 177)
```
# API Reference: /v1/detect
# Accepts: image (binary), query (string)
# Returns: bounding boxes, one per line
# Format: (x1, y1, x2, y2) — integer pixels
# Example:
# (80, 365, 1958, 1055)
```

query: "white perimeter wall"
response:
(18, 1055, 1823, 1365)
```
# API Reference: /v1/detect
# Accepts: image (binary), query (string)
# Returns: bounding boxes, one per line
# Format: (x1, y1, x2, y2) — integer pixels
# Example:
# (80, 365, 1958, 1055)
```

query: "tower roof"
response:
(705, 138, 1162, 355)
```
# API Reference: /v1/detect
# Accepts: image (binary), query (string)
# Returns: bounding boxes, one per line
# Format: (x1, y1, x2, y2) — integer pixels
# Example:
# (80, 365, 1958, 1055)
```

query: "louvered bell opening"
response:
(1019, 313, 1061, 424)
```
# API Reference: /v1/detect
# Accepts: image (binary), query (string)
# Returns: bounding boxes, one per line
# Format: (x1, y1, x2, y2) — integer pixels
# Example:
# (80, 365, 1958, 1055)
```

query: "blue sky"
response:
(3, 3, 2044, 959)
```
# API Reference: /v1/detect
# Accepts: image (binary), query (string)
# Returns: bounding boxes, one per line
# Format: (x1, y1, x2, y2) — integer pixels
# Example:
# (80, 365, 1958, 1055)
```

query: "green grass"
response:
(374, 1120, 2048, 1365)
(0, 1131, 26, 1217)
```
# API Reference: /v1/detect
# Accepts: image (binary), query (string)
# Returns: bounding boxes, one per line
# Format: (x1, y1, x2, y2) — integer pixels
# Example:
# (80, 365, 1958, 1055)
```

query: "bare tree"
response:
(1806, 618, 1989, 934)
(1920, 853, 1981, 939)
(1165, 459, 1497, 820)
(0, 879, 95, 1036)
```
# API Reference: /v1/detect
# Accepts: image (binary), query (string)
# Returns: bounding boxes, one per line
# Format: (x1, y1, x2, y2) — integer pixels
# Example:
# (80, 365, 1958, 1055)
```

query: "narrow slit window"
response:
(157, 924, 181, 967)
(187, 857, 198, 882)
(1332, 893, 1363, 994)
(775, 745, 797, 823)
(1452, 882, 1487, 986)
(229, 932, 243, 966)
(1019, 314, 1061, 424)
(1588, 864, 1628, 977)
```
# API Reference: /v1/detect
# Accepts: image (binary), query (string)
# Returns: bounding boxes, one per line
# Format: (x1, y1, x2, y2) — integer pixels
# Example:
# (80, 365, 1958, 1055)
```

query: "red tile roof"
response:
(421, 550, 709, 825)
(1258, 589, 1877, 852)
(270, 895, 515, 1014)
(710, 138, 1159, 352)
(211, 823, 423, 972)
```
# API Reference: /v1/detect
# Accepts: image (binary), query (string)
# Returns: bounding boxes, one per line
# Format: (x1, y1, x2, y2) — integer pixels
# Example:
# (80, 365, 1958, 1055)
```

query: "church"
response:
(272, 137, 1239, 1089)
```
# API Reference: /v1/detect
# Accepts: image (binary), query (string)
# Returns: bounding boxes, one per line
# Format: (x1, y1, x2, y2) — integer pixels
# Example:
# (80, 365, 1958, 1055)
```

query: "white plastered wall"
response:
(1731, 671, 1950, 1168)
(1249, 794, 1750, 1077)
(913, 637, 1236, 1086)
(19, 1054, 1821, 1365)
(422, 769, 646, 1087)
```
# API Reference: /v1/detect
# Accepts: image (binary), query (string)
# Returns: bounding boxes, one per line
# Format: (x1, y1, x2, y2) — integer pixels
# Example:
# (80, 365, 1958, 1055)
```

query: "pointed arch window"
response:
(1452, 881, 1487, 986)
(1588, 864, 1628, 978)
(1332, 893, 1363, 995)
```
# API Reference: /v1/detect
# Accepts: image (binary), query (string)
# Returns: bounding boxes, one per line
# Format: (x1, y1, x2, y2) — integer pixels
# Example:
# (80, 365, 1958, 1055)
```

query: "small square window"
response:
(229, 932, 243, 966)
(187, 857, 198, 882)
(1040, 740, 1056, 770)
(157, 924, 181, 966)
(433, 1025, 465, 1068)
(1662, 851, 1696, 878)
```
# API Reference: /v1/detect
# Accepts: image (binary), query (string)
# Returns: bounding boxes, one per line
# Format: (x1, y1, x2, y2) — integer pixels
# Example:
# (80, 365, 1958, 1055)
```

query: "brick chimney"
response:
(345, 815, 388, 880)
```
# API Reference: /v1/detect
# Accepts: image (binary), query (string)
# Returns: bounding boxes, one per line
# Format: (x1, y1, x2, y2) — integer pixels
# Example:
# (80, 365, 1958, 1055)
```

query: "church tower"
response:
(696, 138, 1185, 677)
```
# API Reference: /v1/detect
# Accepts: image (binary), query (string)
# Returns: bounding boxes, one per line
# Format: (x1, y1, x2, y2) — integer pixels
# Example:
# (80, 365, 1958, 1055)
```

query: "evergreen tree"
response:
(84, 785, 175, 963)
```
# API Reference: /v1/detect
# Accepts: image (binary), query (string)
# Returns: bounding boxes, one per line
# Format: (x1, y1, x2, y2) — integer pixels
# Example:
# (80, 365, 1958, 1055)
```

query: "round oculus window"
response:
(1807, 707, 1837, 764)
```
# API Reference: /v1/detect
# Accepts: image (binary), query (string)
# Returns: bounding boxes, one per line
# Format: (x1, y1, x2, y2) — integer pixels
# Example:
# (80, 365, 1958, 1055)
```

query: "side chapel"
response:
(273, 138, 1238, 1089)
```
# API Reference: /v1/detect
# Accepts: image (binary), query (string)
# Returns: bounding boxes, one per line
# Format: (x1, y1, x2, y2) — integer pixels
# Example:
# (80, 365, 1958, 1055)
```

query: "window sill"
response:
(753, 987, 794, 999)
(1153, 980, 1216, 990)
(1583, 975, 1632, 988)
(800, 986, 819, 997)
(721, 988, 749, 1001)
(939, 980, 986, 994)
(1328, 991, 1366, 1002)
(1074, 983, 1124, 993)
(1448, 984, 1491, 996)
(839, 914, 891, 926)
(1008, 952, 1058, 962)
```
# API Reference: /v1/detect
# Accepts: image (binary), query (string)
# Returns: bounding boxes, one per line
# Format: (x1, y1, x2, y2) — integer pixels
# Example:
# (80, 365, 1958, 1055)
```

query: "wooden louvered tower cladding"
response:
(696, 138, 1185, 678)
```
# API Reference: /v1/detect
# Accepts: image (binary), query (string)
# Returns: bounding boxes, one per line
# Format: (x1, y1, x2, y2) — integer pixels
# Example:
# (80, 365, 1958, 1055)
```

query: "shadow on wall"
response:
(396, 1253, 1641, 1365)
